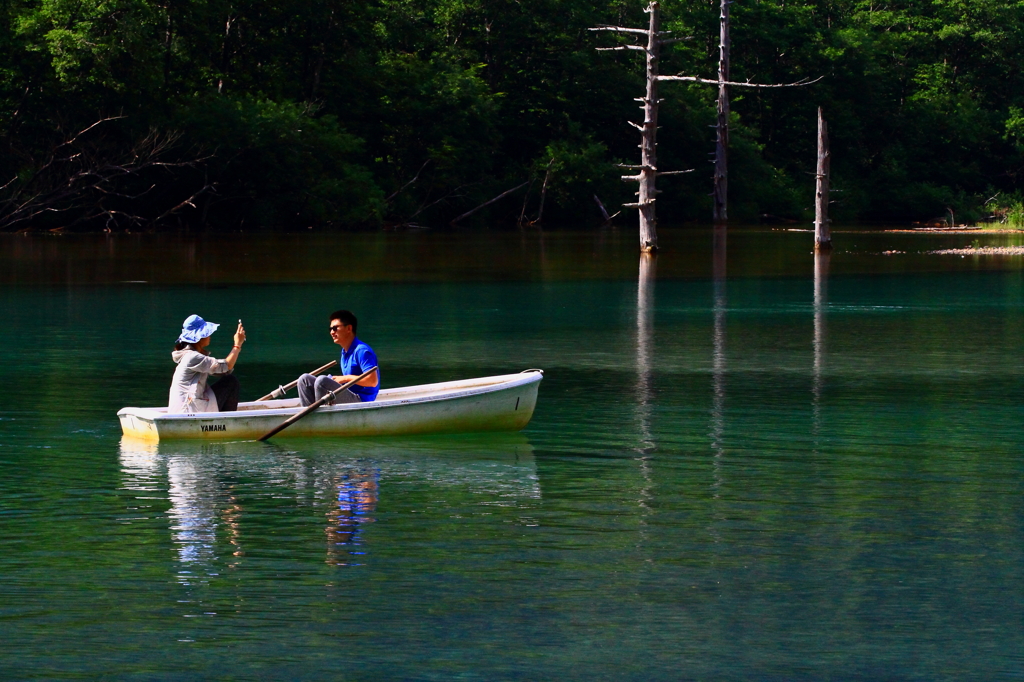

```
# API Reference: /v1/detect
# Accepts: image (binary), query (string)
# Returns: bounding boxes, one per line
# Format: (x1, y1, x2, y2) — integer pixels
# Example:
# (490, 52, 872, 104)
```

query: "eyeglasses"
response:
(329, 325, 348, 333)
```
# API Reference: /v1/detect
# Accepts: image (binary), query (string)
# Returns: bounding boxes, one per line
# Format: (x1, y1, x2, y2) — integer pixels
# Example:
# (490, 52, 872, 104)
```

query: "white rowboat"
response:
(118, 370, 543, 441)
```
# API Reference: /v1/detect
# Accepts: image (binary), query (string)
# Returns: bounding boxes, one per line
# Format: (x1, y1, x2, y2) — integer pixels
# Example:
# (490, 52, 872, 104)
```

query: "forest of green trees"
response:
(2, 0, 1022, 231)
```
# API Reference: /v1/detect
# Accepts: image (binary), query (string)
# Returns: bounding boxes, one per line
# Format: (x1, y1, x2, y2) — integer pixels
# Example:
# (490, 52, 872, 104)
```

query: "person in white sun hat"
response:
(168, 314, 246, 414)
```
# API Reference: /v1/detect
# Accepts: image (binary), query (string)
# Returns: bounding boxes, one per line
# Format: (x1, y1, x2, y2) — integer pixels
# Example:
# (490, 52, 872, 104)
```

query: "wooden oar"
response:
(257, 366, 378, 442)
(256, 360, 338, 401)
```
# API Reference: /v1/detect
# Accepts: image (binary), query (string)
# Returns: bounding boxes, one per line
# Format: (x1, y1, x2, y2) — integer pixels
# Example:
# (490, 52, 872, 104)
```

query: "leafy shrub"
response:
(181, 96, 383, 229)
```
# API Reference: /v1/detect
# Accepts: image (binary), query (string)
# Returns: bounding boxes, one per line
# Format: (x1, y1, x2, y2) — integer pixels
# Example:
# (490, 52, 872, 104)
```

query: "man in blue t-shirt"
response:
(297, 310, 380, 406)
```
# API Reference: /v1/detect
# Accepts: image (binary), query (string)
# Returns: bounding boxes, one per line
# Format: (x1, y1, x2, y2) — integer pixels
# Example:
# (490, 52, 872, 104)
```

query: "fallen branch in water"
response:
(450, 182, 529, 225)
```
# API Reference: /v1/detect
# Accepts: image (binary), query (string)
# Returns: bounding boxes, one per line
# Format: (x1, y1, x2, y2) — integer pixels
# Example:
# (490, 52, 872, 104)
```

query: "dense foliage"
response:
(2, 0, 1022, 230)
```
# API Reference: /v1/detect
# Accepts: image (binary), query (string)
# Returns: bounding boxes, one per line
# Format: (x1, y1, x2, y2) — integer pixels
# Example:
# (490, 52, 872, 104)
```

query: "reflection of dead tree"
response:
(0, 117, 212, 231)
(710, 223, 727, 457)
(636, 252, 656, 451)
(812, 248, 830, 443)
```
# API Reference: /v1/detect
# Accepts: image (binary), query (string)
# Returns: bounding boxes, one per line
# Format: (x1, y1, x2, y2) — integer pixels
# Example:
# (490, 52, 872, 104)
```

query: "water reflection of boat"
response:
(118, 371, 543, 442)
(118, 433, 538, 570)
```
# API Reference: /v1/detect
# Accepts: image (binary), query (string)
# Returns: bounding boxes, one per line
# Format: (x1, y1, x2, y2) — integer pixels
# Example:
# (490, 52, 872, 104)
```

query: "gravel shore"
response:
(927, 246, 1024, 255)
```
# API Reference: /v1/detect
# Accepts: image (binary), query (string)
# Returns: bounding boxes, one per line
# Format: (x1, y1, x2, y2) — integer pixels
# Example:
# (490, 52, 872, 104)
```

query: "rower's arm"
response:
(332, 370, 378, 387)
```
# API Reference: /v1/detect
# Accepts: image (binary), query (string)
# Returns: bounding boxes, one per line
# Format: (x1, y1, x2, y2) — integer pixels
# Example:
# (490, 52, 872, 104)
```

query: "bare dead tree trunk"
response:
(814, 107, 831, 251)
(656, 5, 819, 227)
(712, 0, 730, 223)
(597, 3, 817, 239)
(591, 3, 692, 254)
(812, 248, 830, 438)
(636, 4, 661, 252)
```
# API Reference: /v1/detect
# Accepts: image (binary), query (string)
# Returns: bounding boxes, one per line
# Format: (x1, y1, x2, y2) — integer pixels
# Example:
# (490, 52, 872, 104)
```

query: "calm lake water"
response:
(2, 227, 1024, 680)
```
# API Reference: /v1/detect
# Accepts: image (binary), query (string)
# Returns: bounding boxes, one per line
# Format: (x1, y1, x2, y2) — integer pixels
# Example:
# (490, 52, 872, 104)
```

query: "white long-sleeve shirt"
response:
(168, 349, 231, 414)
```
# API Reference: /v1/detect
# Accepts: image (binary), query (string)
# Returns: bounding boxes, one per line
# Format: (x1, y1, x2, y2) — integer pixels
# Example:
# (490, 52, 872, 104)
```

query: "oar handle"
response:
(256, 360, 338, 401)
(257, 366, 378, 442)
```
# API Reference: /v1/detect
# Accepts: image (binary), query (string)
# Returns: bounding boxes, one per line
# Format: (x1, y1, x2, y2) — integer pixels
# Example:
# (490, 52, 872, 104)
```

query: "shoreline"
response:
(883, 227, 1024, 234)
(926, 246, 1024, 255)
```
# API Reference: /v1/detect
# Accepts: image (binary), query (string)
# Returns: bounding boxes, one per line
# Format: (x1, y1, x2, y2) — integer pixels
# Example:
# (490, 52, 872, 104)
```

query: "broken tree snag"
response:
(449, 182, 528, 225)
(591, 3, 693, 254)
(657, 3, 820, 226)
(636, 3, 660, 253)
(814, 107, 832, 251)
(713, 0, 729, 223)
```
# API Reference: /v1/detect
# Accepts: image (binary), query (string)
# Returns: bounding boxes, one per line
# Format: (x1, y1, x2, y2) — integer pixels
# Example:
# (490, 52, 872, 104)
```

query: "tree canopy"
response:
(2, 0, 1022, 230)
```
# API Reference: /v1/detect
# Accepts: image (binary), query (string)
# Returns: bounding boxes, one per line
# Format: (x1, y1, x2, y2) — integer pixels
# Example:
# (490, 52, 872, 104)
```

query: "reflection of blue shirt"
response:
(341, 337, 379, 401)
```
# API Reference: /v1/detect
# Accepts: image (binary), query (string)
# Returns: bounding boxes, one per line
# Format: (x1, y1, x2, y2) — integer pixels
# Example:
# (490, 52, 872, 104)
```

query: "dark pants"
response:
(297, 373, 360, 407)
(211, 373, 240, 412)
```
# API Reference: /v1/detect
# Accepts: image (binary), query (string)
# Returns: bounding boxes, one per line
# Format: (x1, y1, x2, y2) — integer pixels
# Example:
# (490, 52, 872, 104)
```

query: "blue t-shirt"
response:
(341, 338, 379, 402)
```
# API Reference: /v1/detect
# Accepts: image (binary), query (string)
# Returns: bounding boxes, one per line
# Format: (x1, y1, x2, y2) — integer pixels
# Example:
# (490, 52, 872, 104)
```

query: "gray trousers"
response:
(297, 373, 360, 407)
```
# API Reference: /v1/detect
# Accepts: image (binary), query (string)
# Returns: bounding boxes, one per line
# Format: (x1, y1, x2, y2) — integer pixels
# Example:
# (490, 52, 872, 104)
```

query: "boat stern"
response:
(117, 408, 160, 441)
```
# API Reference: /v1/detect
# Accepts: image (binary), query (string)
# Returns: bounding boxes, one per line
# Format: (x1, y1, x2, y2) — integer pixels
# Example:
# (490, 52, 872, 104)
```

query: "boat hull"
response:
(118, 371, 542, 442)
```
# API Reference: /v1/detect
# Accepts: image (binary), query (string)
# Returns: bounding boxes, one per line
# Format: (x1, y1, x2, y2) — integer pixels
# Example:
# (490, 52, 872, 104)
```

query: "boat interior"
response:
(133, 372, 536, 416)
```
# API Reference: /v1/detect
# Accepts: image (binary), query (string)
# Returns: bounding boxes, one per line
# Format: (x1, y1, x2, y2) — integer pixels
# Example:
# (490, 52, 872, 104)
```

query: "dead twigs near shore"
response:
(450, 182, 529, 226)
(0, 117, 211, 232)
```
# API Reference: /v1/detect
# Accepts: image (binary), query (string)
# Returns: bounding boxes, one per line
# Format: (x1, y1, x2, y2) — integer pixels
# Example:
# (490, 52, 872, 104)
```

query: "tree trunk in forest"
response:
(712, 0, 730, 224)
(535, 158, 553, 223)
(814, 107, 831, 251)
(219, 13, 235, 93)
(164, 11, 173, 92)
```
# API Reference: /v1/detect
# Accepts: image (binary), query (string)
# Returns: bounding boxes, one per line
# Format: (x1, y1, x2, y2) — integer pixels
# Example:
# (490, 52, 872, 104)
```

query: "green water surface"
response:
(2, 228, 1023, 680)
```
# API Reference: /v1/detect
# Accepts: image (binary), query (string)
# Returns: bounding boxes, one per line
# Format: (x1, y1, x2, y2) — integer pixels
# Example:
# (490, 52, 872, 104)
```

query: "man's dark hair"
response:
(330, 309, 358, 335)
